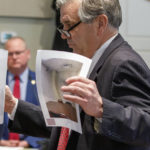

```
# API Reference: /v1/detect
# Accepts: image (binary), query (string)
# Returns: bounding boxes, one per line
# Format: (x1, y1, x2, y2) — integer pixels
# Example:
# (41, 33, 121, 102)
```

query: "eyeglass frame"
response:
(8, 49, 27, 57)
(57, 21, 81, 38)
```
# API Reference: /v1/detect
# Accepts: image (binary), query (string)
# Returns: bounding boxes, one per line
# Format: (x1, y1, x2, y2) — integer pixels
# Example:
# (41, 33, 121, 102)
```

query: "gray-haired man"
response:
(5, 0, 150, 149)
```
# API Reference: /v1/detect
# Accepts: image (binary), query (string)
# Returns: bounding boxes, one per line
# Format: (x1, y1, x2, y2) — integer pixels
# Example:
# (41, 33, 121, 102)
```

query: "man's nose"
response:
(12, 53, 18, 58)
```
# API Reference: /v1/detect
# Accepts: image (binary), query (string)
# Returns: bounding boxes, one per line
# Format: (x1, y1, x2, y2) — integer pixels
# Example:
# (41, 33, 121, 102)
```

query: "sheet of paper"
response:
(36, 50, 92, 133)
(0, 49, 8, 124)
(0, 147, 23, 150)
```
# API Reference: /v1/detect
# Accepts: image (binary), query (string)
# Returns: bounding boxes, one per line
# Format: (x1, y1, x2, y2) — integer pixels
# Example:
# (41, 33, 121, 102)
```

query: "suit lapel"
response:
(49, 127, 61, 149)
(89, 34, 125, 81)
(26, 70, 38, 104)
(26, 70, 32, 101)
(6, 72, 9, 85)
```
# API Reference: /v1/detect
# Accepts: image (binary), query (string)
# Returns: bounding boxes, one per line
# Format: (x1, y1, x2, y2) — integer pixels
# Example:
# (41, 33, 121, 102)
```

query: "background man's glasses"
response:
(8, 49, 26, 56)
(57, 21, 81, 38)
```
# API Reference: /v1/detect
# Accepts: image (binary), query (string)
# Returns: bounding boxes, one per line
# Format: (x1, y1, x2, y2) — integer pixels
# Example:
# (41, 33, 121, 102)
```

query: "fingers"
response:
(61, 84, 89, 98)
(62, 91, 87, 105)
(5, 85, 17, 114)
(61, 76, 94, 104)
(61, 76, 103, 117)
(5, 85, 13, 99)
(62, 76, 97, 98)
(65, 76, 92, 85)
(18, 141, 29, 148)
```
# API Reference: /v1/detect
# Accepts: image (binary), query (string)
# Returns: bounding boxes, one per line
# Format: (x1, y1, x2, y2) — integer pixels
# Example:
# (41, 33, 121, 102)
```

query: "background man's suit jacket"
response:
(9, 34, 150, 150)
(3, 70, 44, 148)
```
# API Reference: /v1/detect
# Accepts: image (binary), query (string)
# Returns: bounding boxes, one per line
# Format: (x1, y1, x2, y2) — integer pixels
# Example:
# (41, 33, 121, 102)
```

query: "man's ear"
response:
(27, 49, 31, 60)
(97, 14, 108, 35)
(98, 14, 108, 28)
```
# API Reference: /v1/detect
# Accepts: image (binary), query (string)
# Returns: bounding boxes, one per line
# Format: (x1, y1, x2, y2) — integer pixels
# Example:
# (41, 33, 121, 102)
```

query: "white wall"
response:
(0, 17, 56, 70)
(0, 0, 56, 71)
(119, 0, 150, 68)
(0, 0, 150, 69)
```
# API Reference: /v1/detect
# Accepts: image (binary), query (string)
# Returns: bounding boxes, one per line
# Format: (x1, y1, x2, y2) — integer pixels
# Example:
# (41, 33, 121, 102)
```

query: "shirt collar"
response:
(92, 33, 118, 60)
(8, 68, 29, 82)
(88, 33, 118, 76)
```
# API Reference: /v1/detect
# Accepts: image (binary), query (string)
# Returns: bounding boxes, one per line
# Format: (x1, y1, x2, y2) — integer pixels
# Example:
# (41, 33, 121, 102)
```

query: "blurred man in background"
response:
(0, 37, 44, 148)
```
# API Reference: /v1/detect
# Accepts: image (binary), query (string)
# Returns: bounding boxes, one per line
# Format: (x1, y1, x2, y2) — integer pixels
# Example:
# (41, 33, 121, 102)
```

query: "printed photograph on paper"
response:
(36, 50, 92, 133)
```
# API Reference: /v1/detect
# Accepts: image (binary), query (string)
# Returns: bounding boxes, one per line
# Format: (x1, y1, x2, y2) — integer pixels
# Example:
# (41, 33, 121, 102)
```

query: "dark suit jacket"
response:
(9, 34, 150, 150)
(0, 124, 4, 138)
(3, 70, 44, 148)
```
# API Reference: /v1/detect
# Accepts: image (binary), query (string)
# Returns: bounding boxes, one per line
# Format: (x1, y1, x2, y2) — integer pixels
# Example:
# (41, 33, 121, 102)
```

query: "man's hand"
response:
(0, 139, 19, 147)
(0, 140, 29, 148)
(18, 140, 29, 148)
(61, 76, 103, 118)
(5, 85, 17, 114)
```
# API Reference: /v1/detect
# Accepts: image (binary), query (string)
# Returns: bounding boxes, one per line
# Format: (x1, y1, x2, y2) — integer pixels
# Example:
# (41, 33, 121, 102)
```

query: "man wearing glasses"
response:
(0, 37, 44, 148)
(5, 0, 150, 150)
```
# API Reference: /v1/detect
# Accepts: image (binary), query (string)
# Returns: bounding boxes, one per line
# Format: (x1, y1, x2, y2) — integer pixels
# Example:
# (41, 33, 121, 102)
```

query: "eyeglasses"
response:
(57, 21, 81, 38)
(8, 49, 26, 57)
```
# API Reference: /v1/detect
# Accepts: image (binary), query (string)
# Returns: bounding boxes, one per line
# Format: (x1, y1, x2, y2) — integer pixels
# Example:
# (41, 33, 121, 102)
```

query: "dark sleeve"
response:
(8, 100, 51, 138)
(0, 124, 4, 138)
(100, 60, 150, 146)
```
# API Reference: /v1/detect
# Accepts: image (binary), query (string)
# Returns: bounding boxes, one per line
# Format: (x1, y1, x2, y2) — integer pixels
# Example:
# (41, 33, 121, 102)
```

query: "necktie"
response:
(13, 76, 20, 99)
(9, 75, 20, 140)
(57, 127, 69, 150)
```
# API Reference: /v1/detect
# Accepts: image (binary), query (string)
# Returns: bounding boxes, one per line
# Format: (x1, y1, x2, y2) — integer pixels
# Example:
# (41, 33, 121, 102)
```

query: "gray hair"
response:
(56, 0, 71, 8)
(56, 0, 82, 9)
(56, 0, 122, 28)
(79, 0, 122, 28)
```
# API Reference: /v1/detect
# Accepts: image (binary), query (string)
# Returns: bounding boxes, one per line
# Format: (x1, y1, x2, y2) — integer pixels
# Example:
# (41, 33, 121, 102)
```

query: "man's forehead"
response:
(6, 40, 26, 51)
(60, 1, 80, 23)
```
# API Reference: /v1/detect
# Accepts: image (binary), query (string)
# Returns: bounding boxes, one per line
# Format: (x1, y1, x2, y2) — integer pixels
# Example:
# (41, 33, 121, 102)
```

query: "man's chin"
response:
(12, 66, 20, 69)
(68, 45, 78, 53)
(9, 66, 21, 71)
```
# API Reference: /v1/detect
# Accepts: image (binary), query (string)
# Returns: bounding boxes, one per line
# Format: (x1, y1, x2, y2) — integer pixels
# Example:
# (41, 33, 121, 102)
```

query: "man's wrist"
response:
(95, 96, 103, 118)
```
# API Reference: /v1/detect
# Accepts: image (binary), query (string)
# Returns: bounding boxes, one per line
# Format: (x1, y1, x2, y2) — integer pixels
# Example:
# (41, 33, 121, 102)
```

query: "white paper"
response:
(0, 147, 24, 150)
(36, 50, 92, 133)
(0, 49, 8, 124)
